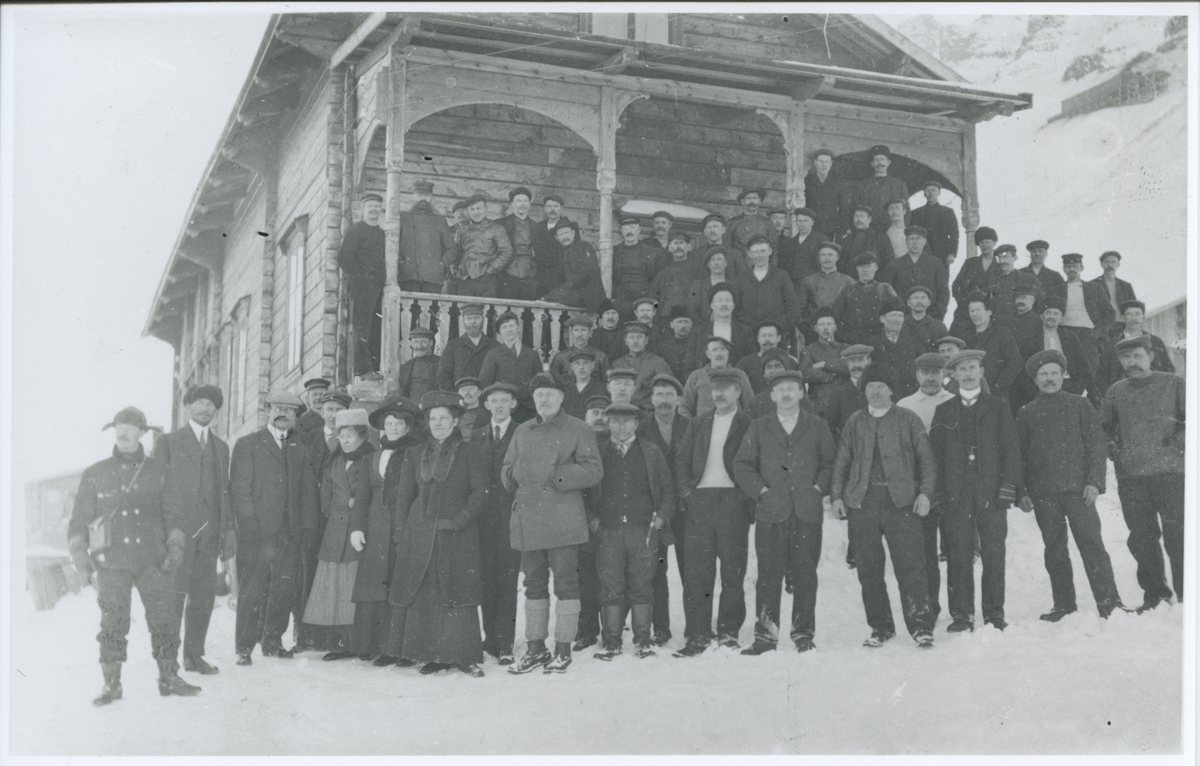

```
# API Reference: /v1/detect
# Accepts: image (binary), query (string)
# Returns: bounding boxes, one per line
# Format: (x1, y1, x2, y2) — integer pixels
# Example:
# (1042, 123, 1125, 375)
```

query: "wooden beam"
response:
(276, 32, 341, 60)
(358, 18, 414, 75)
(179, 247, 222, 272)
(332, 12, 388, 68)
(952, 101, 1016, 123)
(877, 50, 911, 76)
(789, 76, 835, 102)
(593, 46, 638, 75)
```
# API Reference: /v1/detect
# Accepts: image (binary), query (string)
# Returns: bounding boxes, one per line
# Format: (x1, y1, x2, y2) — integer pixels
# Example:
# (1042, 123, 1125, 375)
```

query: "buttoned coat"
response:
(318, 445, 374, 562)
(880, 252, 950, 321)
(230, 428, 319, 544)
(585, 439, 677, 529)
(436, 333, 499, 392)
(159, 425, 234, 556)
(353, 434, 422, 603)
(831, 406, 937, 510)
(928, 393, 1022, 512)
(479, 342, 544, 406)
(69, 447, 176, 571)
(733, 410, 836, 524)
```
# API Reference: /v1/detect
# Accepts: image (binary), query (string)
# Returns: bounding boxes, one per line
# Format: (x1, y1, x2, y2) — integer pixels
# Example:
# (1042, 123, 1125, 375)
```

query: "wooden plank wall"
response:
(678, 14, 873, 69)
(451, 13, 583, 34)
(219, 185, 267, 441)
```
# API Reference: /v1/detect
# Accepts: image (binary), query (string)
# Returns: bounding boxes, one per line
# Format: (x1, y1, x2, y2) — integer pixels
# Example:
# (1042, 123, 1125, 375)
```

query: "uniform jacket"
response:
(832, 280, 899, 338)
(338, 220, 386, 284)
(502, 409, 604, 551)
(457, 218, 513, 279)
(734, 410, 836, 524)
(966, 323, 1024, 398)
(1101, 371, 1186, 477)
(230, 428, 319, 544)
(353, 433, 422, 603)
(909, 202, 959, 263)
(836, 227, 893, 276)
(928, 393, 1022, 512)
(586, 439, 677, 528)
(881, 253, 950, 321)
(1051, 279, 1117, 334)
(734, 266, 803, 334)
(436, 334, 499, 392)
(831, 406, 937, 510)
(69, 447, 175, 571)
(159, 425, 233, 556)
(674, 408, 753, 498)
(389, 433, 489, 608)
(398, 200, 458, 285)
(501, 213, 539, 280)
(479, 342, 544, 406)
(319, 444, 374, 562)
(1016, 391, 1106, 497)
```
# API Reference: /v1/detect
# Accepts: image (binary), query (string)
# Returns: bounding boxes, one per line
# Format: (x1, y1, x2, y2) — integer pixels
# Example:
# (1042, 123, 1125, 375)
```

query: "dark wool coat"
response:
(951, 255, 999, 328)
(1020, 265, 1066, 297)
(909, 202, 959, 263)
(338, 220, 386, 284)
(1101, 371, 1186, 478)
(687, 276, 743, 324)
(69, 447, 175, 571)
(159, 425, 234, 555)
(966, 323, 1025, 398)
(590, 326, 626, 363)
(831, 280, 899, 341)
(1050, 280, 1117, 334)
(398, 200, 458, 286)
(532, 216, 571, 296)
(398, 354, 440, 403)
(684, 318, 755, 374)
(821, 376, 867, 441)
(904, 314, 949, 354)
(230, 428, 319, 544)
(803, 169, 845, 237)
(831, 406, 937, 510)
(319, 444, 374, 563)
(436, 334, 499, 392)
(501, 213, 539, 280)
(612, 240, 666, 300)
(674, 408, 754, 498)
(354, 434, 422, 603)
(836, 227, 893, 276)
(734, 410, 837, 524)
(734, 267, 803, 335)
(546, 238, 605, 313)
(776, 231, 827, 288)
(880, 252, 951, 322)
(388, 433, 489, 609)
(928, 393, 1022, 512)
(868, 330, 925, 401)
(1012, 324, 1096, 408)
(479, 342, 544, 406)
(1016, 391, 1106, 497)
(586, 439, 677, 528)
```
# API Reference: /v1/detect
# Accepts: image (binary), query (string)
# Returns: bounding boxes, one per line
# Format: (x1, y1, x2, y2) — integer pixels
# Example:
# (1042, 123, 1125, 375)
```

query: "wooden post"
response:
(757, 106, 806, 235)
(961, 122, 980, 260)
(597, 87, 647, 299)
(380, 54, 406, 393)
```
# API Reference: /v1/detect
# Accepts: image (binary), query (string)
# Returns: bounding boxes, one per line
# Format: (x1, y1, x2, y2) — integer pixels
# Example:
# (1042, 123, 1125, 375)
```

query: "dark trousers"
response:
(498, 274, 540, 301)
(456, 274, 498, 299)
(478, 504, 522, 653)
(922, 512, 943, 621)
(351, 282, 383, 375)
(1032, 492, 1121, 611)
(520, 545, 580, 601)
(596, 524, 657, 608)
(169, 521, 220, 659)
(576, 539, 601, 638)
(1117, 474, 1185, 602)
(942, 493, 1008, 624)
(848, 486, 933, 638)
(1060, 324, 1101, 375)
(96, 565, 179, 667)
(235, 532, 298, 654)
(753, 515, 822, 643)
(652, 516, 685, 637)
(682, 488, 750, 642)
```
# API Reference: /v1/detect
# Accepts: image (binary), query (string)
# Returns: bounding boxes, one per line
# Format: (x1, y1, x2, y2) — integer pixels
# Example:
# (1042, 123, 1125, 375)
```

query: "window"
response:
(227, 295, 250, 427)
(633, 14, 669, 44)
(282, 220, 307, 372)
(592, 13, 629, 39)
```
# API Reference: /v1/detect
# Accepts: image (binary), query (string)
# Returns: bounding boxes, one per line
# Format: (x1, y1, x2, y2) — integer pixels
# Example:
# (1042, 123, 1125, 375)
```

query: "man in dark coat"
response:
(230, 390, 319, 664)
(929, 350, 1022, 632)
(479, 311, 544, 422)
(672, 368, 754, 657)
(949, 228, 1001, 338)
(837, 207, 893, 276)
(879, 226, 950, 322)
(1017, 350, 1126, 621)
(1091, 250, 1137, 318)
(611, 321, 673, 411)
(909, 180, 960, 265)
(821, 344, 872, 441)
(656, 306, 696, 384)
(560, 348, 608, 422)
(339, 192, 386, 374)
(1102, 336, 1186, 612)
(651, 232, 702, 319)
(1053, 252, 1116, 378)
(694, 214, 750, 281)
(1008, 285, 1044, 346)
(904, 285, 949, 353)
(295, 377, 330, 438)
(988, 244, 1044, 329)
(533, 194, 569, 297)
(727, 188, 775, 254)
(799, 309, 849, 411)
(454, 194, 512, 298)
(734, 371, 837, 655)
(498, 187, 540, 300)
(1020, 239, 1066, 299)
(832, 252, 899, 345)
(868, 298, 924, 401)
(473, 382, 524, 664)
(69, 407, 199, 705)
(736, 320, 798, 394)
(542, 219, 605, 313)
(803, 149, 845, 239)
(397, 328, 440, 402)
(549, 314, 610, 387)
(1011, 296, 1096, 412)
(435, 303, 498, 392)
(1099, 300, 1176, 390)
(735, 236, 803, 352)
(776, 207, 825, 288)
(963, 291, 1024, 403)
(611, 216, 665, 319)
(398, 179, 458, 293)
(159, 385, 234, 676)
(851, 146, 910, 234)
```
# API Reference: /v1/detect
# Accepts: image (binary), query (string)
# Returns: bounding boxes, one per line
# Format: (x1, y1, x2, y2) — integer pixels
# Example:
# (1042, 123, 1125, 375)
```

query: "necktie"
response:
(618, 443, 627, 457)
(200, 430, 207, 449)
(494, 425, 501, 443)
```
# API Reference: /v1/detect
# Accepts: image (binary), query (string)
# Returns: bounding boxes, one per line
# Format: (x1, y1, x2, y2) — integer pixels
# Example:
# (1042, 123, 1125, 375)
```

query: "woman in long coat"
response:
(351, 397, 423, 666)
(386, 390, 491, 677)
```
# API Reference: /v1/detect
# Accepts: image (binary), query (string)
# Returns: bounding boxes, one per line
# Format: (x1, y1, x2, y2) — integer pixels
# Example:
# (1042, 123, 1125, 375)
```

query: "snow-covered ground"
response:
(8, 463, 1183, 756)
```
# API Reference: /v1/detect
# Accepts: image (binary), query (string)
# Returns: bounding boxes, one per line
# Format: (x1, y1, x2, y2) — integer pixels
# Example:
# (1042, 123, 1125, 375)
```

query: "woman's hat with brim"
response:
(368, 396, 422, 430)
(420, 390, 465, 416)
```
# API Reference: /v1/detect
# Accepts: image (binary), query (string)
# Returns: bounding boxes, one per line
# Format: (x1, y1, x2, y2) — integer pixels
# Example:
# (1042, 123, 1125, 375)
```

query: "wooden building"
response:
(144, 12, 1031, 439)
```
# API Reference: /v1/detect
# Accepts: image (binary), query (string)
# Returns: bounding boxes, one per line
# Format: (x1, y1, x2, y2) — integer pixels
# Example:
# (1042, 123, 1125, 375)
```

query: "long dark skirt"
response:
(351, 600, 393, 656)
(386, 562, 482, 665)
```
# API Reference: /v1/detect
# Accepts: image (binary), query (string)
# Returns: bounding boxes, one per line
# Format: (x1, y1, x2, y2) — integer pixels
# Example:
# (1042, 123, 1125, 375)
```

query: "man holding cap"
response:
(989, 244, 1044, 329)
(397, 327, 440, 403)
(499, 187, 540, 300)
(398, 179, 458, 294)
(454, 194, 512, 298)
(949, 226, 1000, 339)
(436, 303, 499, 392)
(1102, 335, 1186, 613)
(804, 148, 845, 239)
(550, 314, 610, 388)
(909, 180, 959, 265)
(1017, 350, 1126, 622)
(831, 251, 899, 345)
(159, 385, 233, 676)
(1020, 239, 1065, 297)
(503, 374, 604, 674)
(734, 369, 837, 655)
(837, 206, 891, 277)
(230, 390, 319, 664)
(612, 321, 673, 411)
(651, 231, 701, 319)
(340, 193, 387, 375)
(612, 216, 665, 319)
(70, 407, 199, 704)
(296, 378, 330, 437)
(929, 349, 1022, 632)
(727, 188, 774, 253)
(533, 194, 570, 297)
(880, 225, 950, 322)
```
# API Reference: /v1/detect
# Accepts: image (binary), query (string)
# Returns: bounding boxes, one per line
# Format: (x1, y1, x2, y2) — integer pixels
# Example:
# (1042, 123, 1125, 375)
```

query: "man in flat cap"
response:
(1020, 239, 1065, 298)
(963, 291, 1025, 404)
(736, 236, 804, 354)
(867, 297, 923, 401)
(454, 194, 512, 298)
(799, 309, 849, 411)
(1092, 250, 1137, 317)
(533, 194, 571, 298)
(851, 145, 909, 234)
(1103, 300, 1175, 382)
(1052, 252, 1116, 378)
(989, 244, 1044, 330)
(651, 231, 701, 320)
(695, 214, 750, 280)
(1011, 295, 1096, 412)
(949, 227, 1000, 339)
(821, 343, 873, 442)
(590, 299, 626, 362)
(550, 314, 610, 389)
(768, 208, 789, 251)
(542, 219, 605, 314)
(798, 243, 855, 327)
(499, 187, 540, 300)
(561, 347, 608, 421)
(673, 367, 754, 656)
(679, 336, 756, 419)
(612, 321, 673, 411)
(612, 216, 665, 319)
(503, 374, 604, 674)
(831, 251, 899, 346)
(804, 148, 846, 239)
(837, 206, 892, 277)
(734, 369, 837, 655)
(585, 402, 676, 661)
(880, 225, 950, 322)
(435, 303, 499, 393)
(649, 210, 675, 253)
(159, 385, 233, 676)
(744, 349, 820, 420)
(630, 295, 673, 354)
(1102, 335, 1186, 613)
(909, 180, 960, 266)
(455, 377, 486, 438)
(1017, 350, 1126, 622)
(904, 285, 949, 354)
(929, 349, 1022, 632)
(831, 364, 937, 649)
(230, 390, 319, 664)
(339, 192, 387, 375)
(727, 188, 774, 254)
(479, 311, 544, 423)
(296, 378, 330, 437)
(398, 327, 440, 403)
(776, 207, 825, 289)
(398, 179, 458, 295)
(70, 407, 200, 705)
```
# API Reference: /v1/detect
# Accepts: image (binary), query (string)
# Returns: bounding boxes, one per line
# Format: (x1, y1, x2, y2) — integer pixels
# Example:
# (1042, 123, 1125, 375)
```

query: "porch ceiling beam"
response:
(593, 46, 638, 75)
(331, 12, 389, 68)
(788, 75, 836, 102)
(275, 32, 341, 60)
(357, 17, 414, 74)
(179, 247, 222, 272)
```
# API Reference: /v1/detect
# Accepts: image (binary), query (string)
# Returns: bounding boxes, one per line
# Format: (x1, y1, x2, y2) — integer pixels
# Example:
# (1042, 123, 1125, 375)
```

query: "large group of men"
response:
(68, 143, 1185, 701)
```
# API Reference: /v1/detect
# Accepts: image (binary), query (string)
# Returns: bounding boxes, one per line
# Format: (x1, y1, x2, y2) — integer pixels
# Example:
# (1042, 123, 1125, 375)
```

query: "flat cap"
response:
(368, 396, 422, 429)
(1100, 250, 1122, 262)
(923, 179, 943, 189)
(706, 281, 737, 304)
(707, 368, 743, 388)
(994, 244, 1018, 256)
(817, 241, 843, 256)
(410, 327, 436, 340)
(103, 406, 150, 431)
(618, 216, 640, 226)
(651, 373, 684, 394)
(632, 296, 658, 310)
(1014, 282, 1039, 297)
(265, 390, 304, 408)
(669, 305, 691, 321)
(704, 336, 735, 353)
(854, 251, 879, 266)
(459, 302, 485, 316)
(669, 231, 691, 244)
(622, 321, 650, 336)
(321, 392, 353, 409)
(1042, 295, 1066, 313)
(420, 390, 465, 414)
(184, 384, 224, 409)
(906, 284, 933, 300)
(413, 179, 435, 195)
(529, 373, 563, 392)
(1115, 335, 1152, 352)
(767, 369, 805, 389)
(481, 381, 520, 400)
(462, 193, 488, 208)
(974, 227, 998, 244)
(760, 347, 798, 371)
(1026, 239, 1049, 251)
(841, 344, 873, 359)
(585, 395, 612, 412)
(904, 225, 929, 239)
(746, 235, 772, 249)
(852, 204, 874, 217)
(361, 192, 383, 203)
(947, 349, 986, 369)
(508, 186, 532, 201)
(1119, 299, 1146, 314)
(652, 210, 674, 221)
(334, 409, 370, 429)
(736, 188, 766, 202)
(1025, 349, 1068, 379)
(565, 313, 595, 328)
(914, 352, 948, 370)
(303, 378, 331, 391)
(543, 193, 565, 206)
(868, 144, 892, 159)
(567, 346, 598, 363)
(704, 248, 730, 266)
(936, 336, 966, 350)
(451, 200, 468, 213)
(1061, 252, 1084, 264)
(701, 213, 726, 228)
(553, 218, 578, 234)
(793, 207, 817, 221)
(454, 376, 481, 390)
(606, 367, 638, 382)
(604, 402, 642, 419)
(494, 310, 521, 327)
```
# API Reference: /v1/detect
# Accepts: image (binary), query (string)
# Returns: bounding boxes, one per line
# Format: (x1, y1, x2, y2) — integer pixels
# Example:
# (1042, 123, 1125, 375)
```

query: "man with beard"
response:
(436, 303, 498, 393)
(339, 193, 386, 375)
(909, 180, 959, 266)
(1102, 336, 1186, 613)
(1017, 350, 1126, 622)
(230, 390, 319, 665)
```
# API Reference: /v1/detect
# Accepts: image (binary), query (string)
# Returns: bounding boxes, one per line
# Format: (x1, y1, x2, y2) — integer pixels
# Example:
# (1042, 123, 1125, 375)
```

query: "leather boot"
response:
(93, 663, 123, 706)
(544, 641, 572, 673)
(595, 606, 625, 660)
(157, 660, 201, 697)
(631, 603, 656, 658)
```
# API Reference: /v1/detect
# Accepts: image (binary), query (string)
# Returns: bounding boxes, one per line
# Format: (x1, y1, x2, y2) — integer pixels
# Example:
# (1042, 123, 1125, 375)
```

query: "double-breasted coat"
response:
(928, 393, 1023, 512)
(230, 428, 319, 546)
(159, 425, 234, 557)
(318, 444, 374, 562)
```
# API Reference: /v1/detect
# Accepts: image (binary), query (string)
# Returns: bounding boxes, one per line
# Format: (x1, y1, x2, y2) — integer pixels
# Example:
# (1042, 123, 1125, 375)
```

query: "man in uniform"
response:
(727, 188, 774, 253)
(852, 145, 909, 234)
(1102, 336, 1186, 612)
(612, 216, 664, 319)
(988, 244, 1044, 329)
(550, 314, 610, 388)
(339, 192, 386, 375)
(831, 252, 899, 345)
(160, 385, 234, 676)
(435, 303, 498, 392)
(69, 407, 200, 705)
(1017, 349, 1126, 622)
(295, 377, 330, 437)
(909, 180, 959, 265)
(804, 149, 844, 239)
(455, 194, 513, 298)
(398, 179, 458, 294)
(397, 327, 440, 402)
(880, 225, 950, 322)
(499, 186, 540, 300)
(1020, 239, 1065, 298)
(1092, 250, 1137, 317)
(230, 390, 319, 665)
